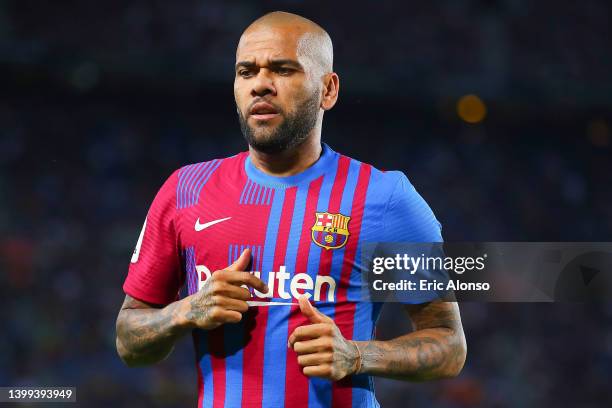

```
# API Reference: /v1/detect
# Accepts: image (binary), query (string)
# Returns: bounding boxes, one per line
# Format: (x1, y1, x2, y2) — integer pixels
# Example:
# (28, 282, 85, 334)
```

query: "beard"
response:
(238, 90, 320, 154)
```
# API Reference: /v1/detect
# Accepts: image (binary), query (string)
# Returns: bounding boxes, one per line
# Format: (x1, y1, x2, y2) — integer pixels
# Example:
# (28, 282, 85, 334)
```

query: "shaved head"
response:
(239, 11, 333, 76)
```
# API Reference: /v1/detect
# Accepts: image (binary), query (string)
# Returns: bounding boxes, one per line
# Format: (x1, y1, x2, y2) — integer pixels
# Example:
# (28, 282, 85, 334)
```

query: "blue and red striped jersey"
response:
(123, 143, 442, 408)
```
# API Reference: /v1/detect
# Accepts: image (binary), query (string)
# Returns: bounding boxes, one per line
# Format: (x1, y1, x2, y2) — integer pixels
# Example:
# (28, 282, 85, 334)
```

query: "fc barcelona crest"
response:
(311, 212, 351, 250)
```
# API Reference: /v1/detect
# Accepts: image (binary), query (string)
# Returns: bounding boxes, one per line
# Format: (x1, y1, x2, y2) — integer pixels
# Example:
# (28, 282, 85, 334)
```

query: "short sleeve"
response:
(123, 170, 183, 305)
(382, 172, 443, 243)
(381, 172, 447, 303)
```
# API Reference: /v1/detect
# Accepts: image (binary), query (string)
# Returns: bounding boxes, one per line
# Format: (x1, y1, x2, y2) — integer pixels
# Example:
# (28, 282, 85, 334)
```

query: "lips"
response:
(249, 101, 280, 120)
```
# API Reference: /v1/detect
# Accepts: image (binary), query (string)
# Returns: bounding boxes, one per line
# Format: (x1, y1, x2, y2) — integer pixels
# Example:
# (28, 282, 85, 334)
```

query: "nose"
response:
(251, 68, 276, 98)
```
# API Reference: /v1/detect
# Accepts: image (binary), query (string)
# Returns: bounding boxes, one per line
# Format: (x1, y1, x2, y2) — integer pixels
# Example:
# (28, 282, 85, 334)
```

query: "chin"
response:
(249, 124, 280, 139)
(250, 133, 278, 146)
(249, 116, 281, 126)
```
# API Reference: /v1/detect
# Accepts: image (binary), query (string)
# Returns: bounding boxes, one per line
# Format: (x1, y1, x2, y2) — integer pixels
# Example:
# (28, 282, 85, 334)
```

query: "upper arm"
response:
(403, 301, 468, 377)
(404, 301, 463, 332)
(120, 294, 164, 312)
(123, 170, 184, 305)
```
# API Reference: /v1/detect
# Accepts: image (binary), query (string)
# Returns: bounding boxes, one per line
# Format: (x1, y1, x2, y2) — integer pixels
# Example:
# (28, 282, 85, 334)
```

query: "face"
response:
(234, 26, 322, 154)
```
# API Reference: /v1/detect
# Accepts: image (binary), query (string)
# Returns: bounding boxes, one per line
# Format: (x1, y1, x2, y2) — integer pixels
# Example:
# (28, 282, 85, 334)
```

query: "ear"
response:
(320, 72, 339, 111)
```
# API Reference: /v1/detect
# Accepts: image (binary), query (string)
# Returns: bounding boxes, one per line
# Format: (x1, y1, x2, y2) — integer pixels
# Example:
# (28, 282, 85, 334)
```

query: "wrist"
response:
(349, 340, 363, 375)
(171, 299, 195, 331)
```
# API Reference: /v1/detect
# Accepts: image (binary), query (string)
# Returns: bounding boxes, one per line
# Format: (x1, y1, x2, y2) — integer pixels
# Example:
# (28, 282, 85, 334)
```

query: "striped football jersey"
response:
(123, 143, 442, 408)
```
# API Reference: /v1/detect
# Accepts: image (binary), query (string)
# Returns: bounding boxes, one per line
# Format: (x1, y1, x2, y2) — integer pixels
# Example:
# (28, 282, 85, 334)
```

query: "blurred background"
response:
(1, 0, 612, 407)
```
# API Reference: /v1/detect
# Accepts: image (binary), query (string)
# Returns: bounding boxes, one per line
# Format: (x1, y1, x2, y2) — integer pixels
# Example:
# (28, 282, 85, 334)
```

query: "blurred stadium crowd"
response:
(1, 1, 611, 407)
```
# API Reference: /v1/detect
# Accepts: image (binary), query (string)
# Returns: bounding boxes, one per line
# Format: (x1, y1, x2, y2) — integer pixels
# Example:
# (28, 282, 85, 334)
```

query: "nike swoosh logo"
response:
(194, 217, 231, 232)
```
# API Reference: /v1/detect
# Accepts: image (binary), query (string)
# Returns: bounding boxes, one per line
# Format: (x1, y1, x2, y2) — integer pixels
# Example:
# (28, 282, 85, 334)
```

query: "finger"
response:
(217, 271, 269, 293)
(216, 309, 243, 323)
(226, 248, 251, 272)
(288, 323, 333, 347)
(297, 352, 333, 367)
(302, 365, 332, 379)
(214, 296, 249, 313)
(293, 337, 332, 355)
(194, 308, 242, 327)
(298, 296, 333, 324)
(211, 281, 253, 301)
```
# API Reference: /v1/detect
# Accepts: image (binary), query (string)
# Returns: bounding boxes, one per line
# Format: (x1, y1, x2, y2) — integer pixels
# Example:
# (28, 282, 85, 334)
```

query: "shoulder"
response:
(337, 152, 410, 198)
(176, 152, 247, 184)
(338, 152, 442, 241)
(170, 152, 248, 207)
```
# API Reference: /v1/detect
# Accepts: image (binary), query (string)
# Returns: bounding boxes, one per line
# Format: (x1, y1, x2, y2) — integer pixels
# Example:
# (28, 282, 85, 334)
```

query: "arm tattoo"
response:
(115, 295, 188, 366)
(356, 301, 466, 381)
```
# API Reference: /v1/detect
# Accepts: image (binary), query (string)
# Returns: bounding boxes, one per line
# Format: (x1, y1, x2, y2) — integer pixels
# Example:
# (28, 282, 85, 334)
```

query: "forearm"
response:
(116, 265, 266, 367)
(354, 327, 466, 381)
(116, 300, 189, 367)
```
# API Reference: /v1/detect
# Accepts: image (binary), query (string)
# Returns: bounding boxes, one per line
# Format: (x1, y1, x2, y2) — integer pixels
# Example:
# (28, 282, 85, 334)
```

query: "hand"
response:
(181, 248, 268, 330)
(288, 296, 361, 381)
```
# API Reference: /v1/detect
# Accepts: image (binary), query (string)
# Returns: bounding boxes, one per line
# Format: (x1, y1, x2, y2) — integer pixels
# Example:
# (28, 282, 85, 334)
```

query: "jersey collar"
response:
(245, 143, 337, 188)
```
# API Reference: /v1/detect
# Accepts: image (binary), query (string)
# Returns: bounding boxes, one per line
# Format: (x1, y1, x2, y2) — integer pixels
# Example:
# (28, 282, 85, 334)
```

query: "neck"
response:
(248, 134, 323, 177)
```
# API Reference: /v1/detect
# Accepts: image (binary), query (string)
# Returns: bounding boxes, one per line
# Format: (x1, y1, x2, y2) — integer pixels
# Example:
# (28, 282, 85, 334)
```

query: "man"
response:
(116, 11, 466, 408)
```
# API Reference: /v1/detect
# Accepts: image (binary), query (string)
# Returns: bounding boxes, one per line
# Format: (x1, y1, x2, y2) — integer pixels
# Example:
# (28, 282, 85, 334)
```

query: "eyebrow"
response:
(235, 59, 304, 71)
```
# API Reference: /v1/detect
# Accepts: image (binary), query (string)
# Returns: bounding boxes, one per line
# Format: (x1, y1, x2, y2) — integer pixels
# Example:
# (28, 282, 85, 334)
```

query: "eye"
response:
(238, 70, 254, 78)
(277, 67, 293, 76)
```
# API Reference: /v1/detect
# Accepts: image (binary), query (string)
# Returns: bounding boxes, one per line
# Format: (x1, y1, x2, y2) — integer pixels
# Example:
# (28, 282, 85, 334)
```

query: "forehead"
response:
(236, 26, 303, 61)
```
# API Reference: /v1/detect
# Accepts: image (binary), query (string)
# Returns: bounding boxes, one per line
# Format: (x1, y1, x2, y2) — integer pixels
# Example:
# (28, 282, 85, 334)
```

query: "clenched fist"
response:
(288, 296, 362, 381)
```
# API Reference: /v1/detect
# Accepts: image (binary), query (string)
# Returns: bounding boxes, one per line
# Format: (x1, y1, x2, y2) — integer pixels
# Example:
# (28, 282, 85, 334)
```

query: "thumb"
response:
(298, 296, 332, 323)
(227, 248, 251, 271)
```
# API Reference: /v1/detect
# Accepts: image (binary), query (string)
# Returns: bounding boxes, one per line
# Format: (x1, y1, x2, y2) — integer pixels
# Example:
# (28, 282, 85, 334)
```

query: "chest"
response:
(176, 178, 365, 302)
